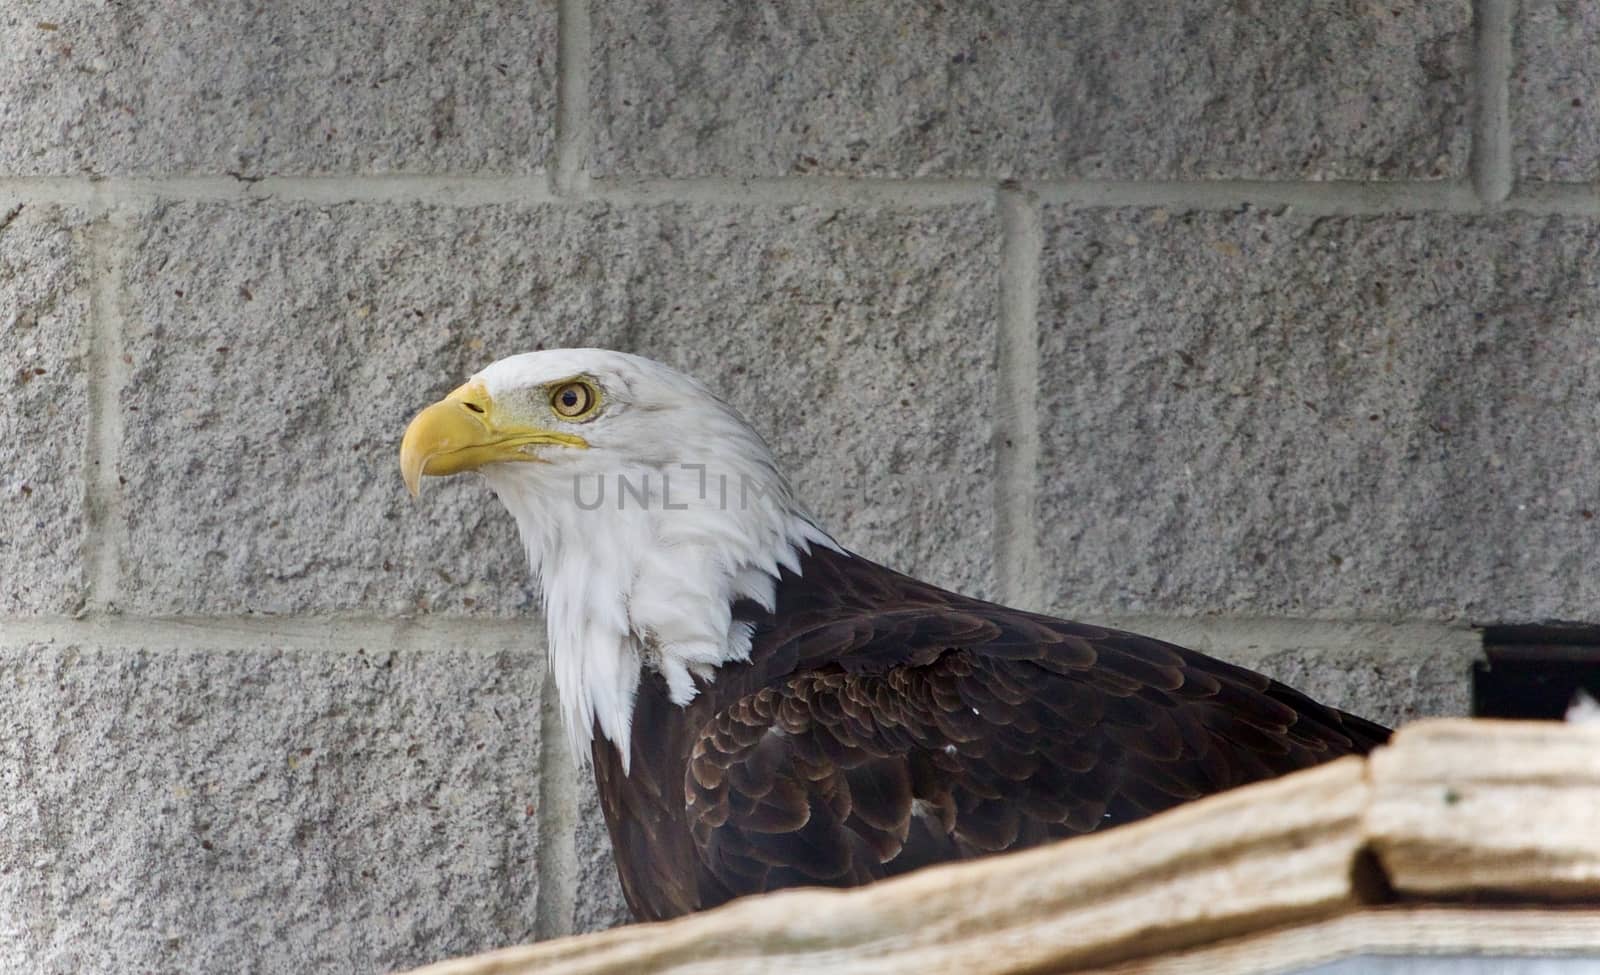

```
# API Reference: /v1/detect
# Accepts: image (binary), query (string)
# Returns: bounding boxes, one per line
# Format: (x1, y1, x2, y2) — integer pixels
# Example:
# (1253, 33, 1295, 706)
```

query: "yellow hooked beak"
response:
(399, 381, 588, 497)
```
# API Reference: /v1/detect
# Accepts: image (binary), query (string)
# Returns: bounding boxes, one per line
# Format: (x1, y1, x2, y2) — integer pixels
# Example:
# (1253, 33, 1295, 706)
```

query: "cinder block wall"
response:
(2, 1, 1594, 971)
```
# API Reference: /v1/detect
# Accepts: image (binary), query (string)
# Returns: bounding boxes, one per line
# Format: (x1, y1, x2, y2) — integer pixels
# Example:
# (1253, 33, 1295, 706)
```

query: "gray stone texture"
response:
(1514, 0, 1600, 182)
(1040, 208, 1600, 623)
(1092, 619, 1478, 731)
(0, 205, 93, 615)
(1132, 624, 1474, 732)
(572, 779, 634, 935)
(0, 639, 543, 974)
(0, 2, 555, 177)
(1248, 646, 1470, 732)
(116, 201, 999, 616)
(593, 1, 1471, 180)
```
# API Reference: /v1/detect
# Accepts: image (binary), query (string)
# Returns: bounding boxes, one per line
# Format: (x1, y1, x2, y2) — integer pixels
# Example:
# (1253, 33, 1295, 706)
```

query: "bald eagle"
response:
(400, 349, 1389, 923)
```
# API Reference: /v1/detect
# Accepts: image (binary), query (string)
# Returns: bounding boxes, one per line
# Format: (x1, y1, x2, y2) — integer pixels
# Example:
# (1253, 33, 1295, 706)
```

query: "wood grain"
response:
(399, 719, 1600, 975)
(1368, 719, 1600, 898)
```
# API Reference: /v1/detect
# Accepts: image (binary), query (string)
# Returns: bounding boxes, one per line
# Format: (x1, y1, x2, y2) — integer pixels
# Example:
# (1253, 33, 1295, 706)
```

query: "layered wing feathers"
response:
(682, 549, 1389, 900)
(596, 547, 1390, 920)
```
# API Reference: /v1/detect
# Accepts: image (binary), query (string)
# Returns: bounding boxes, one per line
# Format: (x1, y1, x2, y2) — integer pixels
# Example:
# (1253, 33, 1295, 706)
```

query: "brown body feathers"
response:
(593, 545, 1389, 923)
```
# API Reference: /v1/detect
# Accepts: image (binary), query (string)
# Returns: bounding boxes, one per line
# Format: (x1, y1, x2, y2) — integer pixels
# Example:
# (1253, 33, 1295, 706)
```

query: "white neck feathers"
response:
(482, 441, 835, 773)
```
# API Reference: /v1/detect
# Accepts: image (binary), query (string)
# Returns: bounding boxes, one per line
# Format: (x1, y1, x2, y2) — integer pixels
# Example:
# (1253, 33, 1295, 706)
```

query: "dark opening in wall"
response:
(1474, 624, 1600, 720)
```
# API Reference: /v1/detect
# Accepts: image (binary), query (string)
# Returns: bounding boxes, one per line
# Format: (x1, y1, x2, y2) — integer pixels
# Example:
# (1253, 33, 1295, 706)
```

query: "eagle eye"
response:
(551, 380, 599, 420)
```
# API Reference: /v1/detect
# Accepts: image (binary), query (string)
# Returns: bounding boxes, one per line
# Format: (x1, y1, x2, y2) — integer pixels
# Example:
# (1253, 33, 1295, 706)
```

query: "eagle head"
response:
(400, 349, 834, 768)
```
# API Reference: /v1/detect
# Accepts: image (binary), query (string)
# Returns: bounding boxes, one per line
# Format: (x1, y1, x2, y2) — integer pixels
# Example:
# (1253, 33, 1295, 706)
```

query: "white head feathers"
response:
(467, 350, 836, 770)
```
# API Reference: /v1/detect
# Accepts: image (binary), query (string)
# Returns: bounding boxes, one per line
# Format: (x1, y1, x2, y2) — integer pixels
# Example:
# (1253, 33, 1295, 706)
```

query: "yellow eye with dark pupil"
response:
(551, 381, 596, 418)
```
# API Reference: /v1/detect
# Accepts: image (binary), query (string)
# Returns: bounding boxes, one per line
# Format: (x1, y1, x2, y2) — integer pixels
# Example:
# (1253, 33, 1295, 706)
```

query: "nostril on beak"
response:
(463, 401, 486, 414)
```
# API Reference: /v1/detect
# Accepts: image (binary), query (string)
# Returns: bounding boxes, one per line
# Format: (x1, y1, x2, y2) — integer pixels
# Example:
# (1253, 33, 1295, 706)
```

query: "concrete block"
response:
(1246, 647, 1472, 732)
(0, 638, 543, 974)
(573, 779, 634, 934)
(1097, 619, 1478, 731)
(1039, 208, 1600, 623)
(0, 2, 555, 177)
(118, 203, 540, 617)
(0, 205, 92, 615)
(593, 1, 1471, 180)
(1514, 0, 1600, 182)
(117, 201, 999, 616)
(599, 204, 1003, 601)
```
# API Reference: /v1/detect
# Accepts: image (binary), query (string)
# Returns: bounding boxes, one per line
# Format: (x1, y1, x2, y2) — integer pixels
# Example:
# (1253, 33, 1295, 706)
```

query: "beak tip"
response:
(400, 449, 423, 499)
(400, 454, 424, 499)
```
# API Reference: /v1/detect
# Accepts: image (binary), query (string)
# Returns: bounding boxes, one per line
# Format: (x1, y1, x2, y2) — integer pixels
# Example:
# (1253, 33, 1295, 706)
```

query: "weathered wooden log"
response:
(402, 720, 1600, 975)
